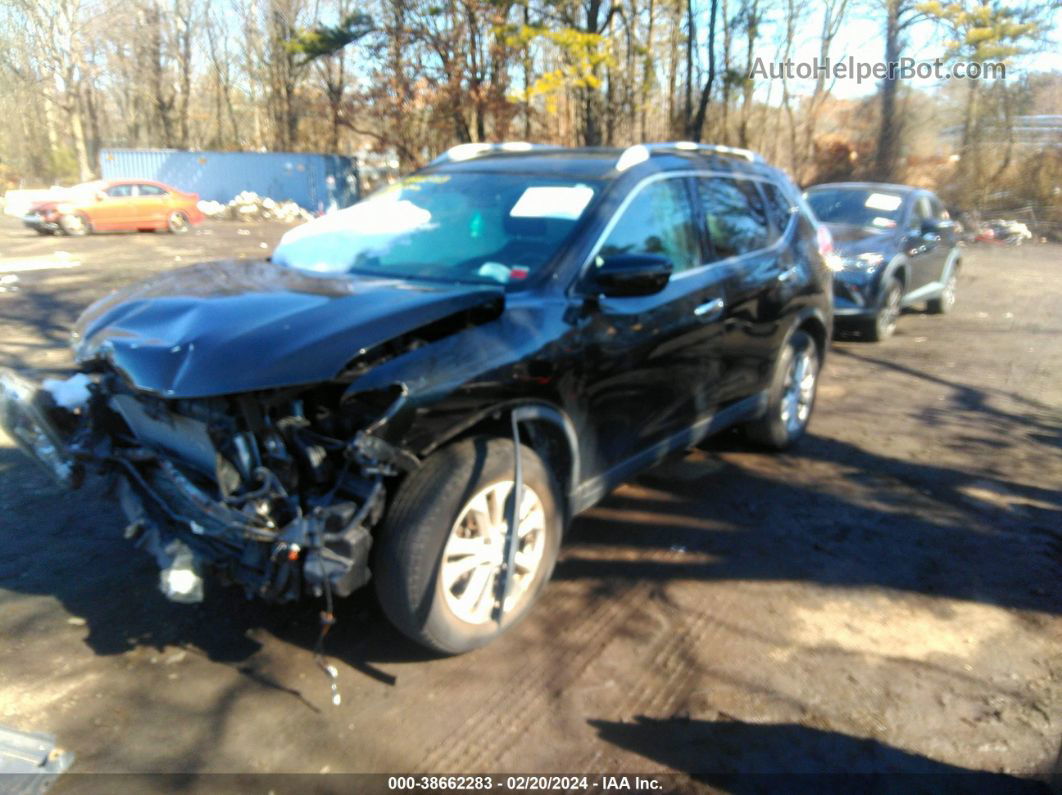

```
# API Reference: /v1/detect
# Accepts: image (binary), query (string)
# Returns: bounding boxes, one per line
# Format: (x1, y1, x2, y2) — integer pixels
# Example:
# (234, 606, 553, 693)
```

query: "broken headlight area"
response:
(0, 366, 415, 606)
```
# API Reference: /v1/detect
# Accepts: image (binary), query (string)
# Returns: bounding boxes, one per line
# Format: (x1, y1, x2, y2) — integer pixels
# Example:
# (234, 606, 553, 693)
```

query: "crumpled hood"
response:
(74, 259, 504, 398)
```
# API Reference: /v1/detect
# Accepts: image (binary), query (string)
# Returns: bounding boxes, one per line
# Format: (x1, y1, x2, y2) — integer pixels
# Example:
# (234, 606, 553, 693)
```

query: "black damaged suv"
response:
(1, 142, 832, 653)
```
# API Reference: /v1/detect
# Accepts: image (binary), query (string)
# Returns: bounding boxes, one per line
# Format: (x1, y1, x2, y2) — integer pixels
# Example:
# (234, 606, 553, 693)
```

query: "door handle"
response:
(778, 265, 800, 283)
(694, 297, 725, 320)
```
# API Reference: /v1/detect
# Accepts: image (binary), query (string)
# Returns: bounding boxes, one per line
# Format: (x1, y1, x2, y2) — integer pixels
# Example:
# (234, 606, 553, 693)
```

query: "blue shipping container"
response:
(99, 149, 359, 212)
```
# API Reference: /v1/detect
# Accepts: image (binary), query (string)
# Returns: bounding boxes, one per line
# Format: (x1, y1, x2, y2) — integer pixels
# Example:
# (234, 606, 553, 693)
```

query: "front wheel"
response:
(927, 270, 958, 314)
(862, 278, 902, 341)
(374, 436, 562, 654)
(744, 329, 820, 450)
(59, 213, 89, 236)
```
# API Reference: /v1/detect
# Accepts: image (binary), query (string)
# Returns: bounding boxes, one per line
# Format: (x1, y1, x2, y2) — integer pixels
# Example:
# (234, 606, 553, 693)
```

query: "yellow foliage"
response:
(916, 0, 1042, 63)
(502, 24, 616, 106)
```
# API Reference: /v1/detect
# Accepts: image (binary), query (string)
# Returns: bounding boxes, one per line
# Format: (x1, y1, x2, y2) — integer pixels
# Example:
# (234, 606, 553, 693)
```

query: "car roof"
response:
(421, 146, 775, 181)
(102, 179, 171, 189)
(807, 181, 921, 195)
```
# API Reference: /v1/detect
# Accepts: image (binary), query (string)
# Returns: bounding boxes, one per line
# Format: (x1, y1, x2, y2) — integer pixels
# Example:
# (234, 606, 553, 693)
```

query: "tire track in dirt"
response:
(421, 551, 687, 772)
(575, 589, 736, 774)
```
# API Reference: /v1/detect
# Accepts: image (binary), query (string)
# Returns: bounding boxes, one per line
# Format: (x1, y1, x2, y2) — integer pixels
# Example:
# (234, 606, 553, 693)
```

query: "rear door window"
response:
(599, 179, 701, 274)
(697, 177, 771, 260)
(137, 184, 166, 196)
(760, 182, 795, 237)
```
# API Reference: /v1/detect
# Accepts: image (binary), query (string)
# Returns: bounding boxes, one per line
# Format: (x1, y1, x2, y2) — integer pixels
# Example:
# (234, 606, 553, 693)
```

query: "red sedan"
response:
(23, 179, 205, 236)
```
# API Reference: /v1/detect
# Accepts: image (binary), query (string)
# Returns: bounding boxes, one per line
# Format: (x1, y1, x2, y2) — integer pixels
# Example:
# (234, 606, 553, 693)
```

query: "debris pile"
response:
(197, 192, 314, 224)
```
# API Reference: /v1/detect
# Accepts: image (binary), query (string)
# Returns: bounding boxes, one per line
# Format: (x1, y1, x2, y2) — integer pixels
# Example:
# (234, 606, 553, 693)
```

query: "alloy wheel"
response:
(779, 344, 818, 436)
(877, 286, 901, 338)
(440, 480, 546, 625)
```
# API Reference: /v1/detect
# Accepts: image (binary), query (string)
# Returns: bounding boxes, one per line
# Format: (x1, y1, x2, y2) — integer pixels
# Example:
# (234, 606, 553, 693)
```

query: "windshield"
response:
(273, 173, 600, 286)
(805, 187, 907, 231)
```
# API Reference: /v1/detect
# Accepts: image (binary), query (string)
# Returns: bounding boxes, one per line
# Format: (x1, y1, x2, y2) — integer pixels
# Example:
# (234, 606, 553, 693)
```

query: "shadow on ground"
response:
(588, 717, 1050, 793)
(0, 329, 1059, 690)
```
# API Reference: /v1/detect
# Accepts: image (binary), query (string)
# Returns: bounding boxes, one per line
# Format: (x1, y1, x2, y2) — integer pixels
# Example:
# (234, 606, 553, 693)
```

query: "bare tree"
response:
(11, 0, 94, 179)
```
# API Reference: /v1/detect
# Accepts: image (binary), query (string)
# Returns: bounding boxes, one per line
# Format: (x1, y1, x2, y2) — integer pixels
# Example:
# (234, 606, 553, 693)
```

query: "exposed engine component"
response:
(1, 366, 414, 610)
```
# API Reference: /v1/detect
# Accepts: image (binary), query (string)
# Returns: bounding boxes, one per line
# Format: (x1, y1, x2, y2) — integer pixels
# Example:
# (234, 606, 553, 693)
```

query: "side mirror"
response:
(592, 253, 672, 298)
(921, 218, 955, 237)
(95, 191, 107, 202)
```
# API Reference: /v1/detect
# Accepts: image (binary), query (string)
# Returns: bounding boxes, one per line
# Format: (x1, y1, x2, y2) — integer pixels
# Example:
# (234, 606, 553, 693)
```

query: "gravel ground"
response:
(0, 217, 1059, 790)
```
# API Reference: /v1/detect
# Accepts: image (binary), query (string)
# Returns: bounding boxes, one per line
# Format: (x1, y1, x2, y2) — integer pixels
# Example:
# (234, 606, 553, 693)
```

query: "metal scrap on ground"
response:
(197, 192, 315, 224)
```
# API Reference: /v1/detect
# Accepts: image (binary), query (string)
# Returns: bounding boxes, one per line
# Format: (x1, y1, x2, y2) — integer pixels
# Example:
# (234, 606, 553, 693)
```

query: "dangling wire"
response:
(314, 554, 342, 706)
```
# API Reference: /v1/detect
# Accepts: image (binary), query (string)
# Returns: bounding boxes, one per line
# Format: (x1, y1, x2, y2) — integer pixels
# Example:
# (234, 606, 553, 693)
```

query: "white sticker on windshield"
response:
(865, 192, 903, 212)
(510, 186, 594, 220)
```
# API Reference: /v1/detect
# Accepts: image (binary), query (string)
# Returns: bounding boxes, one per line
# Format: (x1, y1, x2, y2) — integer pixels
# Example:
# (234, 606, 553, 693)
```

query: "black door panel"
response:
(572, 176, 727, 478)
(696, 176, 789, 405)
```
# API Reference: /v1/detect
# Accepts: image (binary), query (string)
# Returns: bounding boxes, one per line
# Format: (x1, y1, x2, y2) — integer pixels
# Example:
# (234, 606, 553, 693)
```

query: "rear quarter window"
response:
(697, 176, 772, 260)
(760, 182, 795, 237)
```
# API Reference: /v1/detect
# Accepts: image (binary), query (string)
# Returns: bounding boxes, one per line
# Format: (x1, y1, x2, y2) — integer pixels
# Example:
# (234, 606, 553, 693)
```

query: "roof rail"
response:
(616, 141, 764, 170)
(665, 141, 764, 162)
(429, 141, 552, 166)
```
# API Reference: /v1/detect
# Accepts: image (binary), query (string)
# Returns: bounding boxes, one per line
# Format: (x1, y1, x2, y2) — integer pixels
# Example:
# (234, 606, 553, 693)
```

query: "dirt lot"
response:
(1, 216, 1059, 789)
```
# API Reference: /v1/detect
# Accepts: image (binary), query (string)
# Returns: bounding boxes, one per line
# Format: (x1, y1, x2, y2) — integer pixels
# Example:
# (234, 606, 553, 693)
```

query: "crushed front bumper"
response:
(0, 367, 378, 605)
(21, 215, 60, 234)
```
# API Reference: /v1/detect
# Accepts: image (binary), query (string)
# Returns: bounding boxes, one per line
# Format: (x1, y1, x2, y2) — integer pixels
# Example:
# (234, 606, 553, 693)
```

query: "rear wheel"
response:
(374, 436, 562, 654)
(745, 329, 819, 450)
(167, 211, 190, 234)
(927, 270, 958, 314)
(58, 213, 89, 236)
(863, 278, 902, 341)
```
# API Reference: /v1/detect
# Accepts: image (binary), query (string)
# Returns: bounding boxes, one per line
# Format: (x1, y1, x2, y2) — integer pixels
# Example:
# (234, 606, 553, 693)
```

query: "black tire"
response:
(34, 228, 53, 236)
(744, 329, 820, 450)
(167, 211, 190, 234)
(374, 436, 562, 654)
(927, 269, 958, 314)
(58, 213, 89, 236)
(862, 278, 902, 341)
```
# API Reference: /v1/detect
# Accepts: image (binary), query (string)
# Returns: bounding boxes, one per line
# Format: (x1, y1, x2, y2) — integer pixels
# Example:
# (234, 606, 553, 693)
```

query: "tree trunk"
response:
(689, 0, 718, 141)
(579, 0, 605, 146)
(873, 0, 901, 180)
(684, 0, 695, 131)
(84, 80, 102, 168)
(178, 9, 193, 148)
(67, 94, 92, 181)
(737, 1, 757, 148)
(42, 85, 61, 179)
(720, 0, 731, 141)
(955, 77, 980, 192)
(640, 0, 655, 140)
(523, 1, 533, 138)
